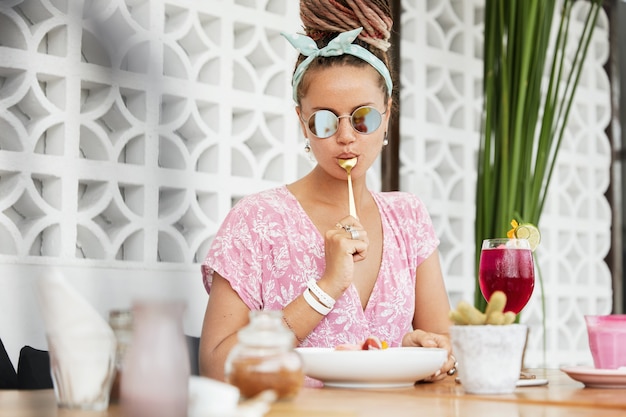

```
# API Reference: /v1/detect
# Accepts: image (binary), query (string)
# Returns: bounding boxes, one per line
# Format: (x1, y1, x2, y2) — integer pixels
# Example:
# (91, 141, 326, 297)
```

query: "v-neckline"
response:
(282, 185, 385, 313)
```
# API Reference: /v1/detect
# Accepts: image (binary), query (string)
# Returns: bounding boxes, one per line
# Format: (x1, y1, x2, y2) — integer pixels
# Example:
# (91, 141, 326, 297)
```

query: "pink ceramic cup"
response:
(585, 315, 626, 369)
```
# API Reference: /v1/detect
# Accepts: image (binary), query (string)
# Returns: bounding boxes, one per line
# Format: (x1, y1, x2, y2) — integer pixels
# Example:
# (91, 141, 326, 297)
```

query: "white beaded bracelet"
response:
(306, 279, 336, 309)
(303, 288, 332, 315)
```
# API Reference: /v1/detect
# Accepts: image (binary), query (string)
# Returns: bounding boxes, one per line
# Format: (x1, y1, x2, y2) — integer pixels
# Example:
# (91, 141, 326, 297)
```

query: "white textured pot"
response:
(450, 324, 527, 394)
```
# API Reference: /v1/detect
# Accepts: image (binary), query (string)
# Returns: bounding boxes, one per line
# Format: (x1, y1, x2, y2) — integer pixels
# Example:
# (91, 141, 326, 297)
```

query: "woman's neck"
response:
(288, 166, 370, 214)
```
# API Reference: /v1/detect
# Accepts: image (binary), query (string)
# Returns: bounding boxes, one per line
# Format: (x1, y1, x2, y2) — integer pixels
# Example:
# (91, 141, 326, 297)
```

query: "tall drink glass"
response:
(479, 238, 535, 314)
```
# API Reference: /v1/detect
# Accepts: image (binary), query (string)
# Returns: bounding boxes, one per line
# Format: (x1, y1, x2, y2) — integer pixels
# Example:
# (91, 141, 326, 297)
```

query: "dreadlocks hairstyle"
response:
(294, 0, 395, 103)
(300, 0, 393, 50)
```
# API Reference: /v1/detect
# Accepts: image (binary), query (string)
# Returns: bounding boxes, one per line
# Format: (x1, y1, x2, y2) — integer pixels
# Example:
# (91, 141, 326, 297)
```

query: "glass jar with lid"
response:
(225, 310, 304, 400)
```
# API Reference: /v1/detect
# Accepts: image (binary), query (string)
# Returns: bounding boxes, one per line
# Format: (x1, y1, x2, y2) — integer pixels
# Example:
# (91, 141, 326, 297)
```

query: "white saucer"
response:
(455, 377, 549, 387)
(560, 366, 626, 388)
(516, 378, 549, 387)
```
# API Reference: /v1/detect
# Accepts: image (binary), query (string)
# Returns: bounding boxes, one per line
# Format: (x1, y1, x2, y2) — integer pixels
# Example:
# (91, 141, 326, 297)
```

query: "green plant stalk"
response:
(535, 3, 602, 221)
(475, 0, 602, 313)
(474, 0, 500, 311)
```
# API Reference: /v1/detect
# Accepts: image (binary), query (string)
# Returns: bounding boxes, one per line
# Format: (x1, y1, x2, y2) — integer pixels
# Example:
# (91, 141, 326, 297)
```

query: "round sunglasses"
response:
(302, 106, 386, 139)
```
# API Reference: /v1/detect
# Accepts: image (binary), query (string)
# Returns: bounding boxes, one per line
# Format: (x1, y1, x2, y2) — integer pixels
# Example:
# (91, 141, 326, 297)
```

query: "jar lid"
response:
(238, 310, 294, 347)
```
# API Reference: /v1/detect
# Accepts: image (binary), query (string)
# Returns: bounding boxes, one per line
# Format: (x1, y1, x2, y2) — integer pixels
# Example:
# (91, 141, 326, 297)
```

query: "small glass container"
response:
(225, 310, 303, 400)
(108, 309, 133, 402)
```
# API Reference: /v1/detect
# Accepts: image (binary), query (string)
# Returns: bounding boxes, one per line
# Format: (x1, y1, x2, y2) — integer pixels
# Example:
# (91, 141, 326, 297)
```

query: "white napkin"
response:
(187, 376, 275, 417)
(36, 271, 116, 405)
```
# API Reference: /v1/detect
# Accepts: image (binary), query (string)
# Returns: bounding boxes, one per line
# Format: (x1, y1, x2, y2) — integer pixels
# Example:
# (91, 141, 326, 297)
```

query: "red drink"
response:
(479, 246, 534, 314)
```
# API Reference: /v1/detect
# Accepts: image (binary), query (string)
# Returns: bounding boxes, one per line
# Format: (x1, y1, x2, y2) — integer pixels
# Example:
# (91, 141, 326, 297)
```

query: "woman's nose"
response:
(335, 116, 356, 144)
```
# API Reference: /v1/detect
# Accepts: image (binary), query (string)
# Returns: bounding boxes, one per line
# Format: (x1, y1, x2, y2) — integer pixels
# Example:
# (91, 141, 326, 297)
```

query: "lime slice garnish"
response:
(514, 223, 541, 251)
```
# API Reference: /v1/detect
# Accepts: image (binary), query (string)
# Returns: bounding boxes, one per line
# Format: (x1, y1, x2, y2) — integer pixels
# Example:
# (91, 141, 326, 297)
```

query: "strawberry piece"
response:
(361, 336, 383, 350)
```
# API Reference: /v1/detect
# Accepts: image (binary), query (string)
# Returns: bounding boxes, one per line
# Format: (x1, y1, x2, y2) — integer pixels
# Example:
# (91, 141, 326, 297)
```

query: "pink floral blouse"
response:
(201, 185, 439, 347)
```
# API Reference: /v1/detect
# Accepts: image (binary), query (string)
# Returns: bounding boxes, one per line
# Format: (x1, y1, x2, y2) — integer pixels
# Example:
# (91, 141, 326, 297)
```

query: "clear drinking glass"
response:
(479, 238, 535, 314)
(47, 332, 116, 411)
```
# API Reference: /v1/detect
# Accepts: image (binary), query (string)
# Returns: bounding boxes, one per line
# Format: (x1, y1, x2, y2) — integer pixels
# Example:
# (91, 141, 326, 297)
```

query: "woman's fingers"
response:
(331, 222, 368, 261)
(335, 218, 368, 245)
(402, 329, 456, 382)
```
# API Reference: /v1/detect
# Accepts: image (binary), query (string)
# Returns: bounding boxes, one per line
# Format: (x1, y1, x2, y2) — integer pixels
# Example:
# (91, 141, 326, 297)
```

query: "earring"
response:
(304, 139, 311, 152)
(382, 132, 389, 147)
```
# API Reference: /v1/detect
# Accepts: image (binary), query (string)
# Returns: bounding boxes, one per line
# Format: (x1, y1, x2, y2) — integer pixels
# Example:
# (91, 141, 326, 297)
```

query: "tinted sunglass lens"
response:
(351, 107, 382, 134)
(307, 107, 383, 138)
(308, 110, 338, 138)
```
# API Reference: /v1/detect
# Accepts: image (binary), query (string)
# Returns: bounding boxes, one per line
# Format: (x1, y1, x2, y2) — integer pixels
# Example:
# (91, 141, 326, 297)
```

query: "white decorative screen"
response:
(0, 0, 612, 368)
(0, 0, 303, 264)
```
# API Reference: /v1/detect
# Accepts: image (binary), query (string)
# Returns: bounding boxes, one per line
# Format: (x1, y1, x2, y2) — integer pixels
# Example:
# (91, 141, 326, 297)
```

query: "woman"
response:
(199, 0, 455, 382)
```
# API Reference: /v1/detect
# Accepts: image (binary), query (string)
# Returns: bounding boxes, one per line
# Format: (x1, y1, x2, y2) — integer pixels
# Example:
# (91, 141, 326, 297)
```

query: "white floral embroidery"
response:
(202, 186, 439, 347)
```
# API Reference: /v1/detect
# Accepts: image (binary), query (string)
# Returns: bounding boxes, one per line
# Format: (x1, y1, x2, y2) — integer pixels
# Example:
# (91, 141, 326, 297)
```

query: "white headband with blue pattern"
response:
(281, 27, 393, 102)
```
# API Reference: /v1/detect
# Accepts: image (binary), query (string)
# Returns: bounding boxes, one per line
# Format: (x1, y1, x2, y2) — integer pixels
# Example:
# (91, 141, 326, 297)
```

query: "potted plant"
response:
(449, 291, 528, 394)
(474, 0, 603, 314)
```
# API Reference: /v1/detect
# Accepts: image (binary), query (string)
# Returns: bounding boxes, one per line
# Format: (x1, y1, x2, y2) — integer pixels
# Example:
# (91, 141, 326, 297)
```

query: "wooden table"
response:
(1, 369, 624, 416)
(269, 369, 626, 416)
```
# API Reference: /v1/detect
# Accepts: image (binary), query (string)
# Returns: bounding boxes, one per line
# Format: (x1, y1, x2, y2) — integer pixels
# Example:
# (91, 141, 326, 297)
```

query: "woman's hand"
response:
(318, 216, 369, 298)
(402, 329, 456, 382)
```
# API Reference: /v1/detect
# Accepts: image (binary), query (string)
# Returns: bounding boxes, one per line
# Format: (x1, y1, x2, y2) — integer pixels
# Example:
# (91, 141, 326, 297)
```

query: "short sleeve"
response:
(201, 196, 264, 309)
(200, 186, 324, 311)
(373, 192, 439, 271)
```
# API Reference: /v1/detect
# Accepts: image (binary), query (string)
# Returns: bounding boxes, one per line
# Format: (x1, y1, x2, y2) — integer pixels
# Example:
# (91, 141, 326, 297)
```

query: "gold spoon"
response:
(338, 157, 358, 219)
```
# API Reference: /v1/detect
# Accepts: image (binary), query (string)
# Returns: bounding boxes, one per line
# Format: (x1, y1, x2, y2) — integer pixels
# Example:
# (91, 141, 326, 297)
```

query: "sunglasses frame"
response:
(301, 105, 387, 139)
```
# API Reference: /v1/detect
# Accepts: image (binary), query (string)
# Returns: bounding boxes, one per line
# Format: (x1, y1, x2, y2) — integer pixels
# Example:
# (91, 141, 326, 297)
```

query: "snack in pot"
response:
(449, 291, 516, 325)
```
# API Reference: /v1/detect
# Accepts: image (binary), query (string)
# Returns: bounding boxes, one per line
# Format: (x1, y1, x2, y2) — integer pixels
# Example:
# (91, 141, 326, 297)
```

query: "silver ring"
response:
(342, 224, 359, 239)
(447, 357, 458, 376)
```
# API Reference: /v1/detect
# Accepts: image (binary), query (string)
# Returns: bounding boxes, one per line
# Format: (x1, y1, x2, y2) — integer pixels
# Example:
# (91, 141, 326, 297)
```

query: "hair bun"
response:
(300, 0, 393, 51)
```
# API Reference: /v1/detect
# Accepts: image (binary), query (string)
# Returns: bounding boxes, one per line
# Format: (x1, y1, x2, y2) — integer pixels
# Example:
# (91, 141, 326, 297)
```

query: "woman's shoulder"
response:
(372, 190, 425, 211)
(372, 191, 434, 228)
(373, 191, 439, 258)
(216, 185, 298, 242)
(230, 185, 294, 213)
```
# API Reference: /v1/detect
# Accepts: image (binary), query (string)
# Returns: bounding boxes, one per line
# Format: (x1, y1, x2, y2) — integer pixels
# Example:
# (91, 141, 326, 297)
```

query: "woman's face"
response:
(296, 64, 392, 180)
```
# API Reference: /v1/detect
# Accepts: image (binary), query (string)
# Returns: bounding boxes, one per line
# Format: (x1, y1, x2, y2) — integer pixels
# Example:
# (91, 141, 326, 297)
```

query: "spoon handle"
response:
(347, 173, 357, 219)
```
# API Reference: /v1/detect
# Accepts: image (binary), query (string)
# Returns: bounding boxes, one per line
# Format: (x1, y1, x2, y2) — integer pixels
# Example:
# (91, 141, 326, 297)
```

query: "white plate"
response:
(561, 366, 626, 388)
(295, 347, 447, 388)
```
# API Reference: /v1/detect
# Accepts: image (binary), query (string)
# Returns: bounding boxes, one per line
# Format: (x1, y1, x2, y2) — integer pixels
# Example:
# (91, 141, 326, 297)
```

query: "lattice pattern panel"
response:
(0, 0, 613, 368)
(400, 0, 612, 367)
(400, 0, 483, 307)
(0, 0, 303, 265)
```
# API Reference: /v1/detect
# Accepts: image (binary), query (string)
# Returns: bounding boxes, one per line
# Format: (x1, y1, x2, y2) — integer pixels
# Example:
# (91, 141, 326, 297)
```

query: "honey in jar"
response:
(225, 310, 303, 400)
